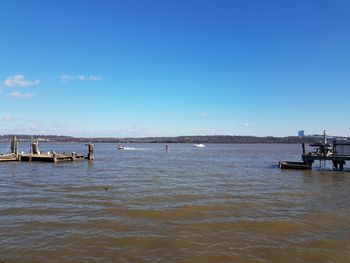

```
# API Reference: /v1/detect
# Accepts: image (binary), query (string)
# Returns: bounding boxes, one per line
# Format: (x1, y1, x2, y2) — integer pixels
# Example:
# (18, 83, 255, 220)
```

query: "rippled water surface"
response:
(1, 143, 350, 262)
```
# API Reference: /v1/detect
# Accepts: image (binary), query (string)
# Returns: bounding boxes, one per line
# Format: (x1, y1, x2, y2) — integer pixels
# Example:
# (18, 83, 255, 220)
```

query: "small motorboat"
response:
(279, 161, 311, 170)
(193, 144, 205, 148)
(117, 145, 135, 150)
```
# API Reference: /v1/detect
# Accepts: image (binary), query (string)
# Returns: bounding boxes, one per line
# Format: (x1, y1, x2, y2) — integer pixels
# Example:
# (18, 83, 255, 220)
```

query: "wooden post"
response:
(11, 136, 18, 156)
(339, 161, 345, 171)
(88, 143, 94, 160)
(306, 160, 313, 170)
(30, 135, 33, 154)
(32, 141, 40, 155)
(53, 153, 57, 162)
(302, 143, 305, 154)
(333, 161, 338, 170)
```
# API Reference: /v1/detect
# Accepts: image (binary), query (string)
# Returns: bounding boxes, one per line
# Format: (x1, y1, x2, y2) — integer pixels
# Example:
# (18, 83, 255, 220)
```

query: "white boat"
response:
(193, 144, 205, 148)
(117, 145, 135, 150)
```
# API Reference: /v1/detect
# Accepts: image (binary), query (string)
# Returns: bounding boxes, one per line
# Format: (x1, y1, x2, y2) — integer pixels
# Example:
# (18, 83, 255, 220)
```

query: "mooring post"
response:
(302, 143, 305, 154)
(32, 140, 40, 155)
(306, 160, 313, 170)
(333, 161, 338, 170)
(30, 135, 33, 155)
(88, 143, 94, 160)
(11, 135, 18, 156)
(53, 153, 57, 162)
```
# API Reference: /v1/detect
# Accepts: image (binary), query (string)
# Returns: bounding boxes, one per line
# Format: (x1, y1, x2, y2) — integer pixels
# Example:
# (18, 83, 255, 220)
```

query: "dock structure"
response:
(302, 140, 350, 171)
(0, 136, 19, 162)
(0, 136, 94, 163)
(0, 153, 18, 162)
(20, 152, 86, 162)
(281, 130, 350, 171)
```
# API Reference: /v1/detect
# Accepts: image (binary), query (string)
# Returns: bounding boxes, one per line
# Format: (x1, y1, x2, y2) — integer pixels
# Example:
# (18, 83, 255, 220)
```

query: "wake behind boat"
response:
(193, 143, 205, 148)
(117, 145, 136, 150)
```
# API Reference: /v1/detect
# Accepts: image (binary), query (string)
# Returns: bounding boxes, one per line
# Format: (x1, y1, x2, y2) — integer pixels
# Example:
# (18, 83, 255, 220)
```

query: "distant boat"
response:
(193, 144, 205, 148)
(117, 145, 135, 150)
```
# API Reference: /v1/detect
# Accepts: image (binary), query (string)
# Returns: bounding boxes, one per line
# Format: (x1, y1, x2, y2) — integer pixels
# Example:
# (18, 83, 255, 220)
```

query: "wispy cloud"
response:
(243, 122, 255, 127)
(0, 118, 69, 135)
(0, 115, 14, 121)
(61, 75, 102, 83)
(88, 75, 102, 81)
(4, 75, 40, 87)
(200, 112, 208, 117)
(7, 91, 34, 98)
(0, 115, 33, 122)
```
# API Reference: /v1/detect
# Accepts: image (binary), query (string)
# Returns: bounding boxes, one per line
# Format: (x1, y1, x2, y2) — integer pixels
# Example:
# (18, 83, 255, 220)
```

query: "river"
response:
(1, 143, 349, 262)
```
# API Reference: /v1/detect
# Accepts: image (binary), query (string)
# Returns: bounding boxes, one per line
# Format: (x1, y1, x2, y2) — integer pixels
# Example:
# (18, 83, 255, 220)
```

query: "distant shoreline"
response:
(1, 134, 348, 144)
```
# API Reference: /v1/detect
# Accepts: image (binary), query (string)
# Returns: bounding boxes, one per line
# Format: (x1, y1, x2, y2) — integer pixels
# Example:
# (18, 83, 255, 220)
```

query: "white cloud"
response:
(4, 75, 40, 87)
(0, 118, 69, 135)
(88, 75, 102, 81)
(243, 122, 255, 127)
(0, 115, 13, 121)
(200, 112, 208, 117)
(7, 91, 34, 98)
(61, 75, 102, 83)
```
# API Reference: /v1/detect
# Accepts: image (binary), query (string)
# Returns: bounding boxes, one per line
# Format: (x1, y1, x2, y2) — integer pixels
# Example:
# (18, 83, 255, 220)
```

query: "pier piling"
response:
(10, 136, 18, 156)
(88, 143, 94, 160)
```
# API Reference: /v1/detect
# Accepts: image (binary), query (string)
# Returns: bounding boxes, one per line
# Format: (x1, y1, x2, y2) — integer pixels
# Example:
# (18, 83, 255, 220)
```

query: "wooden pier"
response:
(20, 153, 86, 162)
(302, 140, 350, 171)
(0, 154, 18, 162)
(0, 136, 94, 163)
(280, 131, 350, 171)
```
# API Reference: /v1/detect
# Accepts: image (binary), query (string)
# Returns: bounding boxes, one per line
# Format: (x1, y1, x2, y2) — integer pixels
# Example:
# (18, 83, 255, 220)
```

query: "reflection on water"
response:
(1, 143, 350, 262)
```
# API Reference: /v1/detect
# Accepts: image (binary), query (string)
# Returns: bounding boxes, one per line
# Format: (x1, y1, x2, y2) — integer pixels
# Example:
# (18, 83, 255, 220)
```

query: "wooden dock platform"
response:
(280, 131, 350, 171)
(0, 154, 18, 162)
(302, 153, 350, 171)
(0, 136, 94, 163)
(20, 153, 86, 162)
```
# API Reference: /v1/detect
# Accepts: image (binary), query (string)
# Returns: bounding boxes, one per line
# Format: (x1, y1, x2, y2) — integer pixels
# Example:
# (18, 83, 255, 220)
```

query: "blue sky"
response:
(1, 0, 350, 137)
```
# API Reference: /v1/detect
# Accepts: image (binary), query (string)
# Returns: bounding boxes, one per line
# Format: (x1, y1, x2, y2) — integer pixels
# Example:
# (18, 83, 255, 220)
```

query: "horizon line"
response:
(1, 134, 349, 139)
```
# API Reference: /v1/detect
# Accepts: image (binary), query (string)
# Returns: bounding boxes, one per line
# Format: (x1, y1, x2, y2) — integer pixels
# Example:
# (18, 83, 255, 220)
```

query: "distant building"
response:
(298, 130, 305, 137)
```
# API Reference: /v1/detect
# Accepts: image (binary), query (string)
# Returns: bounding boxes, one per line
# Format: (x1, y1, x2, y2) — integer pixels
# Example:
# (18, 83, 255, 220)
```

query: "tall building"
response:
(298, 130, 305, 137)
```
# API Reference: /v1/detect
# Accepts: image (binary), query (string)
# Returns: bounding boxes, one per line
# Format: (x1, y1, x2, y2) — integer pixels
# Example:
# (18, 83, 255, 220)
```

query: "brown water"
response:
(1, 143, 350, 262)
